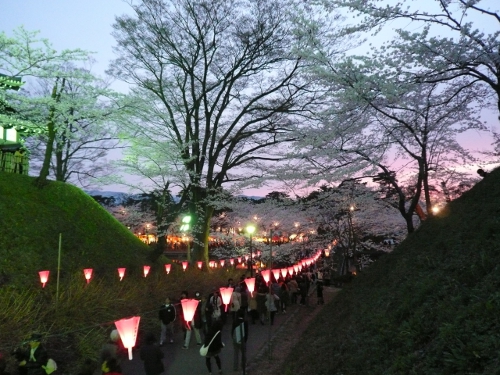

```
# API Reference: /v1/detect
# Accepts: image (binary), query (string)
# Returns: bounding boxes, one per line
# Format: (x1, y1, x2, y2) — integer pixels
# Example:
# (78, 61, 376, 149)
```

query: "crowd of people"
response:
(3, 266, 330, 375)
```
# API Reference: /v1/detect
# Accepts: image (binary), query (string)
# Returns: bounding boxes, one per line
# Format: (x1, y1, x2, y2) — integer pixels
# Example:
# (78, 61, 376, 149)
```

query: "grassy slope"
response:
(285, 168, 500, 375)
(0, 172, 249, 374)
(0, 172, 150, 285)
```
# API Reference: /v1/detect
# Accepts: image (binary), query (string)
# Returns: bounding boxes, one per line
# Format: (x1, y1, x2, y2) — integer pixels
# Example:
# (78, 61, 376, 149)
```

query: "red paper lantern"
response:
(197, 261, 203, 270)
(219, 287, 234, 312)
(39, 270, 49, 288)
(272, 269, 280, 281)
(165, 264, 171, 274)
(209, 260, 215, 268)
(257, 250, 261, 256)
(229, 258, 234, 266)
(280, 268, 287, 279)
(143, 265, 150, 277)
(182, 261, 188, 271)
(244, 277, 256, 295)
(180, 299, 199, 327)
(261, 269, 271, 284)
(298, 264, 303, 272)
(287, 266, 294, 276)
(117, 268, 126, 281)
(244, 254, 249, 261)
(293, 265, 299, 274)
(220, 259, 225, 267)
(237, 257, 242, 263)
(114, 316, 141, 360)
(83, 268, 93, 284)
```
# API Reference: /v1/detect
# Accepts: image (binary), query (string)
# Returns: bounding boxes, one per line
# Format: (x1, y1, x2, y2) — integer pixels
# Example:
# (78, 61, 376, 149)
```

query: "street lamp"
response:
(246, 224, 256, 277)
(180, 215, 192, 262)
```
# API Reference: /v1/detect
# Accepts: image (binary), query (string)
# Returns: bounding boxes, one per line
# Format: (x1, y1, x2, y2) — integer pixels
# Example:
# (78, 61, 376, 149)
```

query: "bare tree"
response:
(109, 0, 321, 262)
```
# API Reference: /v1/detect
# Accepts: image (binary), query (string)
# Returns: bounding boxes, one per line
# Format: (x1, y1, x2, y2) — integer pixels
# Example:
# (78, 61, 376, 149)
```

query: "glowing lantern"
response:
(244, 254, 249, 261)
(325, 248, 330, 257)
(256, 250, 261, 256)
(182, 261, 188, 271)
(287, 266, 294, 276)
(83, 268, 93, 284)
(209, 260, 215, 268)
(165, 264, 171, 274)
(220, 259, 225, 267)
(180, 299, 199, 329)
(244, 277, 256, 295)
(261, 269, 271, 284)
(293, 265, 299, 274)
(230, 258, 234, 266)
(272, 269, 280, 281)
(298, 264, 303, 272)
(117, 268, 126, 281)
(143, 265, 150, 277)
(39, 270, 50, 288)
(114, 316, 141, 360)
(219, 287, 234, 312)
(280, 268, 287, 279)
(237, 257, 242, 263)
(197, 261, 203, 270)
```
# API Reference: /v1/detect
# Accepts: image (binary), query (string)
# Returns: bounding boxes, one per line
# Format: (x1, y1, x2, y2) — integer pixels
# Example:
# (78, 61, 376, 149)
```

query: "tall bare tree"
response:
(109, 0, 321, 262)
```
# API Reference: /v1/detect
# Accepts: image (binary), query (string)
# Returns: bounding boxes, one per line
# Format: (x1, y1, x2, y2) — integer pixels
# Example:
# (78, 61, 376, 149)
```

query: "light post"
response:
(246, 224, 256, 277)
(180, 215, 192, 262)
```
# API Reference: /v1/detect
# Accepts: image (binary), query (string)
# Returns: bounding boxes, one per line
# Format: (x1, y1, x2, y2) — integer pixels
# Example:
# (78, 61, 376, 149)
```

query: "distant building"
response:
(0, 73, 29, 174)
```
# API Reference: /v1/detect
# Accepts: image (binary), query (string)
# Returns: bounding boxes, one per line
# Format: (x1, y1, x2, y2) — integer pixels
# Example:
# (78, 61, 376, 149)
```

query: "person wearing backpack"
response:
(231, 310, 249, 373)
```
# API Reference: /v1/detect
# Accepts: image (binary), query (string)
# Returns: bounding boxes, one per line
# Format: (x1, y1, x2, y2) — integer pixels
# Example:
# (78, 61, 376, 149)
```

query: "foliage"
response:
(0, 171, 242, 373)
(283, 167, 500, 374)
(108, 0, 330, 262)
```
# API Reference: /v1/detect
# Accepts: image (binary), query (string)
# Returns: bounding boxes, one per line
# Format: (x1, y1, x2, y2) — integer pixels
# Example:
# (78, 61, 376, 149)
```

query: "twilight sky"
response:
(1, 1, 498, 195)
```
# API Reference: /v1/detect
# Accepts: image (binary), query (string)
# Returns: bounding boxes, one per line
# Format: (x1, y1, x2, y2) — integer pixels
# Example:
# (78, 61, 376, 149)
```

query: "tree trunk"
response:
(36, 78, 65, 187)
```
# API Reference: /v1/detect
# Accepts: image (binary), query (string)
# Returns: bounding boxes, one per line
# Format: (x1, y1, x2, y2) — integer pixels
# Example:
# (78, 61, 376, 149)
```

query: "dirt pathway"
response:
(248, 286, 339, 375)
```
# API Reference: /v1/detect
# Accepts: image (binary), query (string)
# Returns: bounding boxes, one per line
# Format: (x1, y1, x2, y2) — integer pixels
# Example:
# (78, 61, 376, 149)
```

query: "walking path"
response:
(109, 285, 338, 375)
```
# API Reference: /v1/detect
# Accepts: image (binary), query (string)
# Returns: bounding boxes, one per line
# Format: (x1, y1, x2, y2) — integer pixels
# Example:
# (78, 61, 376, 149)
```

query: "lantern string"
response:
(0, 299, 197, 353)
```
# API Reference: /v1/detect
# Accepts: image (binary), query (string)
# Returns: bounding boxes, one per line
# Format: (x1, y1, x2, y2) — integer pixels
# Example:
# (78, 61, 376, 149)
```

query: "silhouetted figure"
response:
(477, 169, 489, 178)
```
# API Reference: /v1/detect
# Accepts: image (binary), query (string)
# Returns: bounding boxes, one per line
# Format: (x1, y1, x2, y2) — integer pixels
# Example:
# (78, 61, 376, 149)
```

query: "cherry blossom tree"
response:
(108, 0, 329, 262)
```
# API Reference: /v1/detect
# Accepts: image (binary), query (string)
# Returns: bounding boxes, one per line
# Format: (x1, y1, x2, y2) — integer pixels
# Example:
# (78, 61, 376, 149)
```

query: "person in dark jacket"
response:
(159, 297, 176, 345)
(231, 310, 249, 372)
(204, 320, 224, 374)
(140, 332, 164, 375)
(18, 334, 48, 375)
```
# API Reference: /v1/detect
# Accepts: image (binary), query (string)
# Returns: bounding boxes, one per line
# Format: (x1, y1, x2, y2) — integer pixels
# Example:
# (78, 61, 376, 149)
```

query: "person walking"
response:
(229, 287, 242, 322)
(140, 332, 164, 375)
(183, 291, 203, 349)
(206, 288, 222, 328)
(204, 320, 224, 375)
(279, 281, 289, 313)
(256, 282, 268, 325)
(247, 291, 258, 324)
(231, 310, 248, 373)
(287, 277, 299, 304)
(159, 297, 176, 345)
(265, 291, 280, 325)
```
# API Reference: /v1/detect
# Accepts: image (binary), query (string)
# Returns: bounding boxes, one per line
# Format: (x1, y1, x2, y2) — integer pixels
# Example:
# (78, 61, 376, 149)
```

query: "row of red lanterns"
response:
(112, 254, 322, 361)
(38, 250, 322, 287)
(40, 253, 324, 362)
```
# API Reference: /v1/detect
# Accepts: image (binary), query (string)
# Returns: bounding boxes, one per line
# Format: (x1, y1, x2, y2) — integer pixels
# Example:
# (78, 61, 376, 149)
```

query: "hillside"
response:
(285, 168, 500, 375)
(0, 172, 150, 286)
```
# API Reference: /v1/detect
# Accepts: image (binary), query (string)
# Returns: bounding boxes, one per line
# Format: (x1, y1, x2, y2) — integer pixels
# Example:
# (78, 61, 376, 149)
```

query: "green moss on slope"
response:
(285, 168, 500, 375)
(0, 172, 149, 286)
